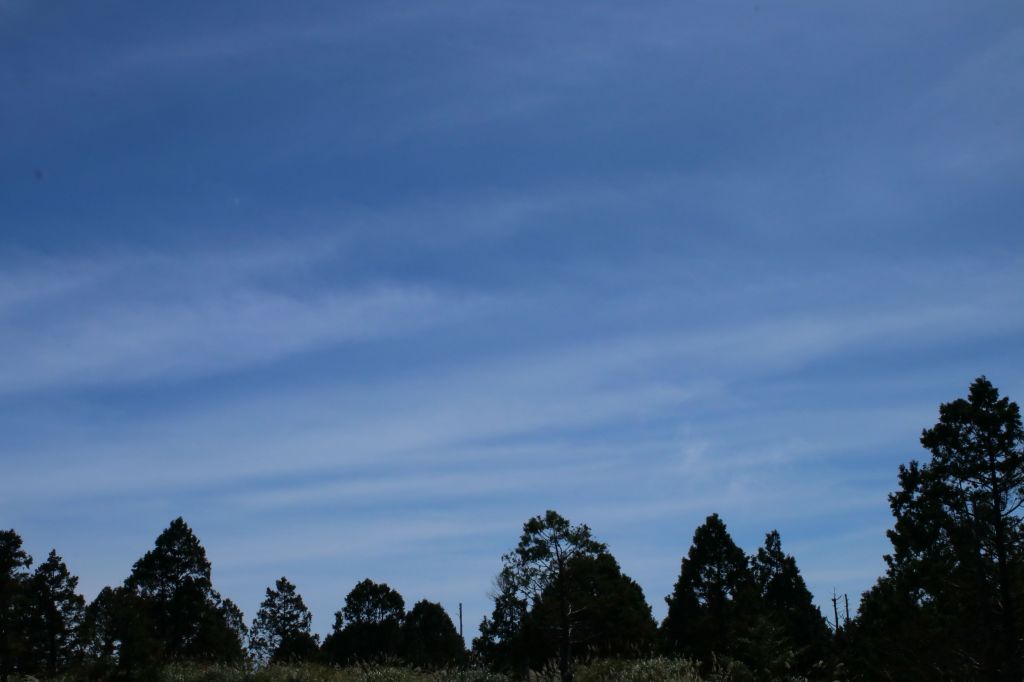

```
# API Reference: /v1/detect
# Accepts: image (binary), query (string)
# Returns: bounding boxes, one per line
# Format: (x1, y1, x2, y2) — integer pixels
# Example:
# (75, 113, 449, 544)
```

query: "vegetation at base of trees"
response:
(2, 376, 1023, 681)
(0, 658, 781, 681)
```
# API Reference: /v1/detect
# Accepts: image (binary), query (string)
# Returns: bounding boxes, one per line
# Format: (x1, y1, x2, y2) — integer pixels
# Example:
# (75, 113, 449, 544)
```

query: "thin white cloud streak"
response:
(209, 514, 508, 571)
(2, 287, 450, 391)
(229, 459, 623, 511)
(0, 259, 103, 315)
(21, 1, 986, 174)
(579, 468, 887, 531)
(0, 241, 480, 394)
(208, 463, 883, 571)
(0, 367, 695, 502)
(11, 5, 438, 98)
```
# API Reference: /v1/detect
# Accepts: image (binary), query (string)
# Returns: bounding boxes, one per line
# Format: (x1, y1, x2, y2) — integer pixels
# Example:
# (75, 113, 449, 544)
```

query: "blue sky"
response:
(2, 0, 1023, 640)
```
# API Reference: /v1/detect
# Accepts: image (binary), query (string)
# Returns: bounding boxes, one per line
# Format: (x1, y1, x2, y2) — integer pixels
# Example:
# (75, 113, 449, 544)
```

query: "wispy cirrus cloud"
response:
(0, 241, 482, 394)
(5, 272, 1018, 507)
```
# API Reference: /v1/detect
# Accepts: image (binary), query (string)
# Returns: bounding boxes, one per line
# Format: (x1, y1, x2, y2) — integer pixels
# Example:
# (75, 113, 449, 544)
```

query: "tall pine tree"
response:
(24, 550, 86, 676)
(750, 530, 830, 676)
(851, 377, 1024, 681)
(477, 510, 607, 682)
(123, 517, 245, 666)
(662, 514, 759, 670)
(249, 577, 318, 665)
(0, 531, 31, 682)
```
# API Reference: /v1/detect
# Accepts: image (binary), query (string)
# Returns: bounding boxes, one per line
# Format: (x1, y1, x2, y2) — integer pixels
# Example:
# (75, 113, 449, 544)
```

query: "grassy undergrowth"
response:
(156, 659, 712, 681)
(15, 658, 760, 682)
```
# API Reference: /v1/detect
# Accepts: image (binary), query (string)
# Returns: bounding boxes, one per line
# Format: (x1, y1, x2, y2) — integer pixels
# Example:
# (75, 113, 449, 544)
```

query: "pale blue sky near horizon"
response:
(2, 0, 1023, 640)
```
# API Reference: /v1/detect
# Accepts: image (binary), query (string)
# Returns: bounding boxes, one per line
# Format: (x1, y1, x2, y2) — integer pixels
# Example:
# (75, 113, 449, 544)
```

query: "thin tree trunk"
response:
(557, 558, 572, 682)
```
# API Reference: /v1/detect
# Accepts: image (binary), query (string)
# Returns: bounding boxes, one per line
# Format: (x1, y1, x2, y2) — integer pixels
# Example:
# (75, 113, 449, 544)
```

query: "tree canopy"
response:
(477, 510, 649, 681)
(322, 579, 406, 665)
(520, 552, 658, 667)
(24, 551, 86, 677)
(662, 513, 758, 668)
(249, 576, 318, 665)
(0, 530, 32, 682)
(120, 517, 246, 669)
(749, 530, 831, 677)
(850, 377, 1024, 681)
(401, 600, 464, 669)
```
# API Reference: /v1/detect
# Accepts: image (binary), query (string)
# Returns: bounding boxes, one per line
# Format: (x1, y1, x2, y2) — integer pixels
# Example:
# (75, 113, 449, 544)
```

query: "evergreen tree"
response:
(478, 510, 607, 681)
(0, 530, 31, 682)
(850, 377, 1024, 681)
(850, 570, 964, 681)
(249, 577, 318, 665)
(81, 588, 119, 668)
(401, 600, 463, 669)
(24, 550, 86, 676)
(473, 570, 529, 676)
(662, 514, 759, 669)
(750, 530, 830, 676)
(322, 579, 405, 664)
(520, 553, 657, 668)
(200, 594, 247, 665)
(123, 517, 245, 665)
(80, 586, 149, 675)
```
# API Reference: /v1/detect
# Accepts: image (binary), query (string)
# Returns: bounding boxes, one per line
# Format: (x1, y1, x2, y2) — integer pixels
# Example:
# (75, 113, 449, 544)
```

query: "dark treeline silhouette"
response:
(844, 376, 1024, 682)
(0, 376, 1022, 680)
(473, 510, 828, 681)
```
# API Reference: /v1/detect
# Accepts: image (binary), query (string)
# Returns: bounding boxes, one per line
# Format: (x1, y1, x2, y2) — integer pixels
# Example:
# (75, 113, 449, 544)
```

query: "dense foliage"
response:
(847, 376, 1024, 681)
(250, 578, 318, 666)
(400, 600, 464, 670)
(322, 579, 407, 666)
(2, 377, 1022, 680)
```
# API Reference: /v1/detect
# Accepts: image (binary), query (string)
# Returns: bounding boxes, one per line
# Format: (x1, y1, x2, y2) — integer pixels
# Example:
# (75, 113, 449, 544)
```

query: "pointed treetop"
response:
(126, 517, 212, 600)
